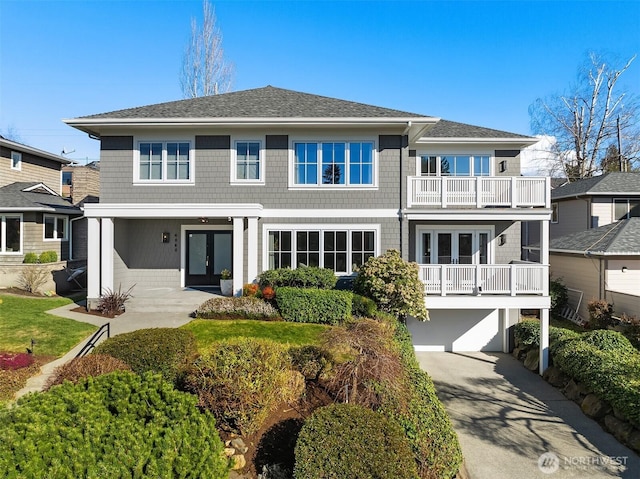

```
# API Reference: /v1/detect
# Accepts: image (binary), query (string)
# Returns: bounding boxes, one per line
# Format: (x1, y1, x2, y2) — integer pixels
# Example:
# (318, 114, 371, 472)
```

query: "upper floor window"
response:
(11, 151, 21, 171)
(292, 141, 375, 187)
(614, 198, 640, 220)
(136, 141, 192, 183)
(419, 154, 491, 177)
(232, 141, 263, 184)
(1, 215, 21, 253)
(62, 171, 73, 186)
(44, 215, 67, 241)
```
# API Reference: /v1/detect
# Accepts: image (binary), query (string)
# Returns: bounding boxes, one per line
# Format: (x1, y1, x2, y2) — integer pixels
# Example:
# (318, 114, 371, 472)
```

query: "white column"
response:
(502, 309, 510, 353)
(247, 217, 258, 284)
(233, 217, 244, 297)
(100, 217, 114, 294)
(87, 217, 101, 305)
(539, 308, 550, 374)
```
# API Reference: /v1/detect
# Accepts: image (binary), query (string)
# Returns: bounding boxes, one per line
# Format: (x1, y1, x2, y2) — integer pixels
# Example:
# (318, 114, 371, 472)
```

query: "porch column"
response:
(539, 218, 550, 374)
(247, 217, 258, 283)
(100, 217, 114, 294)
(502, 308, 510, 353)
(539, 308, 550, 374)
(233, 217, 244, 297)
(87, 217, 101, 306)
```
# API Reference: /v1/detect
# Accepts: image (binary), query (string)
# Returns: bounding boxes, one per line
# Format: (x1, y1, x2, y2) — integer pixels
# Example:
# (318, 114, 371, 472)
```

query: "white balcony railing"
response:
(407, 176, 550, 208)
(419, 264, 548, 296)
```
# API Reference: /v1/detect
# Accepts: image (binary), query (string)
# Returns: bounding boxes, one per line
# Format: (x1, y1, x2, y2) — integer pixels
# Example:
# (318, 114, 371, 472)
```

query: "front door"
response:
(419, 230, 490, 265)
(185, 230, 232, 286)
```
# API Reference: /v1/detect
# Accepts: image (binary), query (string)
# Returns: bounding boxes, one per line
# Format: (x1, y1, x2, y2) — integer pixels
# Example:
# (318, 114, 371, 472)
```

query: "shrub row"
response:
(0, 372, 229, 478)
(94, 328, 197, 384)
(294, 403, 418, 479)
(276, 287, 352, 325)
(258, 267, 337, 290)
(195, 296, 280, 320)
(23, 251, 58, 264)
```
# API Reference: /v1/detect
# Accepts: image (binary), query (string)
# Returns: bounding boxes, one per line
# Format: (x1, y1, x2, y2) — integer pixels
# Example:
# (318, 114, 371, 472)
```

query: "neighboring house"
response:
(0, 136, 83, 289)
(547, 218, 640, 321)
(65, 86, 552, 364)
(523, 172, 640, 321)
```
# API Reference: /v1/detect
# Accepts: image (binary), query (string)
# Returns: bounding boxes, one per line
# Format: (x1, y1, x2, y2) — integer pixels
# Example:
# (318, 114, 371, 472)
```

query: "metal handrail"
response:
(75, 323, 110, 358)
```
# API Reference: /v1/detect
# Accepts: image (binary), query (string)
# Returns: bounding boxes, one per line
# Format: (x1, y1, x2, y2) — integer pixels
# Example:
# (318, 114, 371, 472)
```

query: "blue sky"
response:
(1, 0, 639, 162)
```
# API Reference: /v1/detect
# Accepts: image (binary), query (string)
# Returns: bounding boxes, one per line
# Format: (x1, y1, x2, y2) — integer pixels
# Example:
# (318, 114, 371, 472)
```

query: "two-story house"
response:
(524, 172, 640, 321)
(65, 86, 552, 370)
(0, 136, 84, 290)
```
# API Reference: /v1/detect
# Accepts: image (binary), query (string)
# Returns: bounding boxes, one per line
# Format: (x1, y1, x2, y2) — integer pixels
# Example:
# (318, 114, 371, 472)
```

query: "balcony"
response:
(418, 263, 548, 296)
(407, 176, 550, 209)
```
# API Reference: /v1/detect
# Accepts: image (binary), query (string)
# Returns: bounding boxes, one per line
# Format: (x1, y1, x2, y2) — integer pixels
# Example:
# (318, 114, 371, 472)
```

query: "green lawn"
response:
(0, 295, 96, 357)
(181, 319, 329, 351)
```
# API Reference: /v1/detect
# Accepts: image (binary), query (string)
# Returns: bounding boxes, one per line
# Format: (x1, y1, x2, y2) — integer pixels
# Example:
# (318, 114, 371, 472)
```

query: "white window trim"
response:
(1, 214, 23, 254)
(133, 137, 195, 185)
(11, 151, 22, 171)
(262, 223, 381, 275)
(230, 138, 265, 185)
(415, 225, 495, 265)
(43, 214, 68, 241)
(415, 152, 494, 177)
(288, 137, 378, 190)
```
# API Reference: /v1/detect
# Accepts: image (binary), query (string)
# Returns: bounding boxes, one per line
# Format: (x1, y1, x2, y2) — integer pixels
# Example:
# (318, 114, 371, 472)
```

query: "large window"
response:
(44, 215, 67, 240)
(419, 154, 491, 177)
(614, 199, 640, 220)
(266, 226, 377, 274)
(293, 141, 375, 187)
(233, 141, 262, 183)
(137, 141, 192, 182)
(11, 151, 21, 171)
(417, 228, 493, 265)
(1, 215, 21, 253)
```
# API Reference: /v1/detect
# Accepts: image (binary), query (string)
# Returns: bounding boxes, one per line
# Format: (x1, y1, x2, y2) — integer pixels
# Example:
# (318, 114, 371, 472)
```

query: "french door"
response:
(419, 230, 490, 265)
(185, 230, 232, 286)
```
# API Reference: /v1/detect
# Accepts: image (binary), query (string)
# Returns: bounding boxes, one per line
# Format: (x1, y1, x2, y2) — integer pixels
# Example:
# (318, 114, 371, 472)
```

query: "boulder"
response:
(563, 379, 590, 403)
(523, 349, 539, 371)
(231, 454, 247, 470)
(543, 366, 569, 388)
(230, 437, 249, 454)
(581, 393, 611, 419)
(604, 415, 634, 443)
(627, 430, 640, 454)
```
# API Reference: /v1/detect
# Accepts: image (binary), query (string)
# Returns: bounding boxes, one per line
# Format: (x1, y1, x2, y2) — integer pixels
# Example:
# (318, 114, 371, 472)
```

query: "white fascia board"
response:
(0, 138, 71, 164)
(83, 203, 263, 218)
(415, 137, 538, 147)
(547, 248, 640, 256)
(22, 182, 58, 195)
(404, 209, 552, 221)
(425, 295, 550, 309)
(261, 209, 399, 218)
(552, 192, 640, 200)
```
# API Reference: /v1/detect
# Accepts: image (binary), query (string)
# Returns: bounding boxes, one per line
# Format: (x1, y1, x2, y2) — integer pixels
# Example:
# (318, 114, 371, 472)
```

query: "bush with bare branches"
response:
(45, 354, 131, 390)
(18, 265, 49, 293)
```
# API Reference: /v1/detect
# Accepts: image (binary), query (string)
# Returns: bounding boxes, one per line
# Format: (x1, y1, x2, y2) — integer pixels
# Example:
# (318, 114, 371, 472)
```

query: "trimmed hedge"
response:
(94, 328, 197, 384)
(276, 287, 352, 325)
(258, 267, 337, 290)
(0, 372, 229, 478)
(581, 329, 637, 354)
(195, 296, 280, 320)
(294, 403, 418, 479)
(351, 293, 378, 318)
(183, 338, 304, 435)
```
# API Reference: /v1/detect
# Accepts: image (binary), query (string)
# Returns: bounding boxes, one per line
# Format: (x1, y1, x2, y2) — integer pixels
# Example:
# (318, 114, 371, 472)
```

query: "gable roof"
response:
(551, 172, 640, 200)
(0, 136, 71, 165)
(65, 86, 533, 144)
(0, 182, 81, 214)
(547, 218, 640, 255)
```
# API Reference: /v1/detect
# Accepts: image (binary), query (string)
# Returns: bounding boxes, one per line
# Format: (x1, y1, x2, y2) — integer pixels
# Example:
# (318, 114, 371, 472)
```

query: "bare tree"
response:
(530, 52, 640, 180)
(180, 0, 234, 98)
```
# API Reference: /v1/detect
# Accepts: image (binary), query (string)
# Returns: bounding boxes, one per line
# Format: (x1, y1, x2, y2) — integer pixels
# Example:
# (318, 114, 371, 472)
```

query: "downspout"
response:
(399, 122, 411, 259)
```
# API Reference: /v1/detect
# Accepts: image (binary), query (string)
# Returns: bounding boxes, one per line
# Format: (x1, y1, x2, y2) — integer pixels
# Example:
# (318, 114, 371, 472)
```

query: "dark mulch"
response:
(70, 306, 118, 319)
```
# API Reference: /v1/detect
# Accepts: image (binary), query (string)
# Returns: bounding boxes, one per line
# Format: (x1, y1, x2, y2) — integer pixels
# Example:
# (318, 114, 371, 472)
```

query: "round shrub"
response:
(183, 338, 305, 435)
(294, 403, 418, 479)
(581, 329, 636, 353)
(351, 293, 378, 318)
(354, 249, 429, 321)
(45, 353, 131, 390)
(549, 277, 568, 313)
(93, 328, 197, 384)
(0, 372, 229, 478)
(276, 287, 352, 325)
(22, 252, 38, 264)
(514, 319, 541, 348)
(38, 250, 58, 263)
(258, 266, 337, 289)
(195, 296, 280, 320)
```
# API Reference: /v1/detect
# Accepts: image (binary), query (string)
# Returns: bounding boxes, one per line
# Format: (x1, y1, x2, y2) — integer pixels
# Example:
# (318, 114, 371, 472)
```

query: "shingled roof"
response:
(547, 218, 640, 255)
(0, 182, 81, 213)
(423, 119, 531, 139)
(551, 172, 640, 200)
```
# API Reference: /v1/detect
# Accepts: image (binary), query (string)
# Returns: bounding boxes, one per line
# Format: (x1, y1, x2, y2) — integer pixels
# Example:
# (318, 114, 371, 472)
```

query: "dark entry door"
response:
(185, 230, 232, 286)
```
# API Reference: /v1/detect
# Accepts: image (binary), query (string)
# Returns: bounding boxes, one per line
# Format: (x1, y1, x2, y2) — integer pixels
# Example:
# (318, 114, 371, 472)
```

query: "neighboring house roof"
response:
(0, 136, 71, 165)
(551, 172, 640, 200)
(65, 86, 534, 143)
(543, 218, 640, 255)
(0, 182, 81, 214)
(550, 177, 569, 189)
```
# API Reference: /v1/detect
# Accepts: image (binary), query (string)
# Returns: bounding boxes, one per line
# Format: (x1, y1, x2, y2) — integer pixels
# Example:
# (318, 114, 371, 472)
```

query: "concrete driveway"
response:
(417, 352, 638, 479)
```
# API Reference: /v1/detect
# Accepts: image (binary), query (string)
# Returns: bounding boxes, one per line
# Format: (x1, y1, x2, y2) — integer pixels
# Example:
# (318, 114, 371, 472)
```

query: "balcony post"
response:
(510, 264, 516, 296)
(407, 177, 413, 208)
(545, 177, 551, 208)
(476, 177, 482, 208)
(441, 177, 447, 208)
(510, 176, 517, 208)
(440, 265, 446, 296)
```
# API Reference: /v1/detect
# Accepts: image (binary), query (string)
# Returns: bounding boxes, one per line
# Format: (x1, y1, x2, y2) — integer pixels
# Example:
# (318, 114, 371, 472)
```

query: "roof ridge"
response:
(585, 220, 626, 253)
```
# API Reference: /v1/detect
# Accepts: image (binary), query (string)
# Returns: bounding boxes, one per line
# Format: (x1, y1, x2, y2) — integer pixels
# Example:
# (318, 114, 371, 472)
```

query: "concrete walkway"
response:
(15, 287, 219, 399)
(417, 352, 638, 479)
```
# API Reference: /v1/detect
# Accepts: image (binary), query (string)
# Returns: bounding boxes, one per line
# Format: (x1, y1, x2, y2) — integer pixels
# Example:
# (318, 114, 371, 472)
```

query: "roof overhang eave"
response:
(414, 137, 538, 146)
(0, 138, 71, 164)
